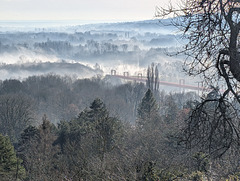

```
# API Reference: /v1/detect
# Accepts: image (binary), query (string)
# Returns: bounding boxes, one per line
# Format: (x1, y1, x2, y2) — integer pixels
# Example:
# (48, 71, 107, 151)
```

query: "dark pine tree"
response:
(137, 89, 160, 130)
(0, 134, 25, 180)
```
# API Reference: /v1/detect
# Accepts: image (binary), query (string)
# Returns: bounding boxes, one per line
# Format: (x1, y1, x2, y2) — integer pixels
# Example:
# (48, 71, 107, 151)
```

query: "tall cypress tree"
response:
(146, 63, 159, 92)
(0, 134, 25, 180)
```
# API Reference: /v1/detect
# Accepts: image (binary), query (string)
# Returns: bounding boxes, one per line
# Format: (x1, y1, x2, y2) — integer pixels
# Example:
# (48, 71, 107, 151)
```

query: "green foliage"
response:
(75, 98, 124, 155)
(137, 89, 160, 130)
(188, 171, 206, 181)
(192, 152, 209, 173)
(56, 98, 124, 180)
(17, 116, 59, 181)
(157, 170, 184, 181)
(141, 162, 158, 181)
(0, 75, 227, 180)
(0, 134, 25, 180)
(226, 175, 239, 181)
(18, 125, 40, 146)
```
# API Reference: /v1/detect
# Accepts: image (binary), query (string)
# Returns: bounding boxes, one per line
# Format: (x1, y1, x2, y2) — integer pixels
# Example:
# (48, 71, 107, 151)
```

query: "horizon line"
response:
(0, 18, 154, 22)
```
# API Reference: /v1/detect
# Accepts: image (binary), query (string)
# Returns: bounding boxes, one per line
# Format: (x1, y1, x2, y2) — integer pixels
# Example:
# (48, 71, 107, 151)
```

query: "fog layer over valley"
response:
(0, 19, 201, 132)
(2, 18, 236, 181)
(0, 19, 192, 87)
(0, 19, 201, 127)
(3, 0, 240, 179)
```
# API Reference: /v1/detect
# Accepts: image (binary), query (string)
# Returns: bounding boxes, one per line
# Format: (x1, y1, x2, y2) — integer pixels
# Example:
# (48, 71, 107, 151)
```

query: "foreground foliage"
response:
(0, 134, 25, 180)
(0, 74, 238, 180)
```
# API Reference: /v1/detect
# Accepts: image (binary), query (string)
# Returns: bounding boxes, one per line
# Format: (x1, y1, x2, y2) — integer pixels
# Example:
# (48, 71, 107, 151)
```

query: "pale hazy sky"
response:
(0, 0, 175, 21)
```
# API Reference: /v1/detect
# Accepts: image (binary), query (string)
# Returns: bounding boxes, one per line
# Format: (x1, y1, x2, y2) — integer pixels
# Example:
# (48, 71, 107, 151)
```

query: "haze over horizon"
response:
(0, 0, 178, 21)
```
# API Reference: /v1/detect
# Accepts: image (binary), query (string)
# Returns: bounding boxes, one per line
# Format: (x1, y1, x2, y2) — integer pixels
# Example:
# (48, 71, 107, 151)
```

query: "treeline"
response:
(0, 74, 238, 180)
(0, 31, 180, 67)
(0, 74, 196, 142)
(0, 37, 167, 65)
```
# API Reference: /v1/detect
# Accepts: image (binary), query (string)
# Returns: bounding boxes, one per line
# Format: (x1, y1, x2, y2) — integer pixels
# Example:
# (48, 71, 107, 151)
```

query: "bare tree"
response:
(156, 0, 240, 101)
(0, 94, 34, 142)
(156, 0, 240, 157)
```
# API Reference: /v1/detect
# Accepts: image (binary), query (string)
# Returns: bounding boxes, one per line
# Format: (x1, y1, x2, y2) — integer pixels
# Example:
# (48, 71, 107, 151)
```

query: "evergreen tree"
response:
(17, 125, 40, 172)
(56, 98, 124, 180)
(137, 89, 160, 130)
(135, 90, 164, 180)
(85, 98, 108, 123)
(17, 116, 59, 181)
(0, 134, 25, 181)
(78, 98, 122, 158)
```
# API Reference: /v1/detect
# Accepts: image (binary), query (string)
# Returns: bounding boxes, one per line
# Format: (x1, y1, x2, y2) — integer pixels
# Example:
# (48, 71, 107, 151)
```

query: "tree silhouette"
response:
(17, 116, 59, 180)
(137, 89, 160, 130)
(156, 0, 240, 102)
(0, 134, 25, 180)
(55, 98, 124, 180)
(146, 63, 159, 92)
(156, 0, 240, 157)
(0, 94, 34, 143)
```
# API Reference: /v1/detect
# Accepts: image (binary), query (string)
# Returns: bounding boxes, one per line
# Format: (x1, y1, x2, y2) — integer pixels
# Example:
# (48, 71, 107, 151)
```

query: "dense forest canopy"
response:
(0, 72, 237, 180)
(0, 72, 204, 180)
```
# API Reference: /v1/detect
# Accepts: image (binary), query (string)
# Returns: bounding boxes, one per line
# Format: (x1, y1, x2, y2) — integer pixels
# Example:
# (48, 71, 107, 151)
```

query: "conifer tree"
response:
(79, 98, 121, 157)
(56, 98, 124, 180)
(0, 134, 25, 180)
(137, 89, 160, 130)
(17, 116, 59, 181)
(135, 90, 163, 180)
(86, 98, 109, 123)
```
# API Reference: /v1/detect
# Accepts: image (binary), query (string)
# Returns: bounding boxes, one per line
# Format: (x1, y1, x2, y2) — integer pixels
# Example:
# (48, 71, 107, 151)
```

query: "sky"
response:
(0, 0, 176, 21)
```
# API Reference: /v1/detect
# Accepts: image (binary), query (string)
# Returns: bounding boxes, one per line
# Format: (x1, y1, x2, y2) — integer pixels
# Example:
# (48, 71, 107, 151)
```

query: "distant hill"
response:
(72, 19, 177, 34)
(0, 17, 185, 81)
(0, 62, 103, 80)
(0, 18, 177, 34)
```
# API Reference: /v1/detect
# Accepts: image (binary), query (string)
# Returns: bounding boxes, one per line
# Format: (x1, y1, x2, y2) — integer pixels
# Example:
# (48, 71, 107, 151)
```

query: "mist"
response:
(0, 18, 199, 90)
